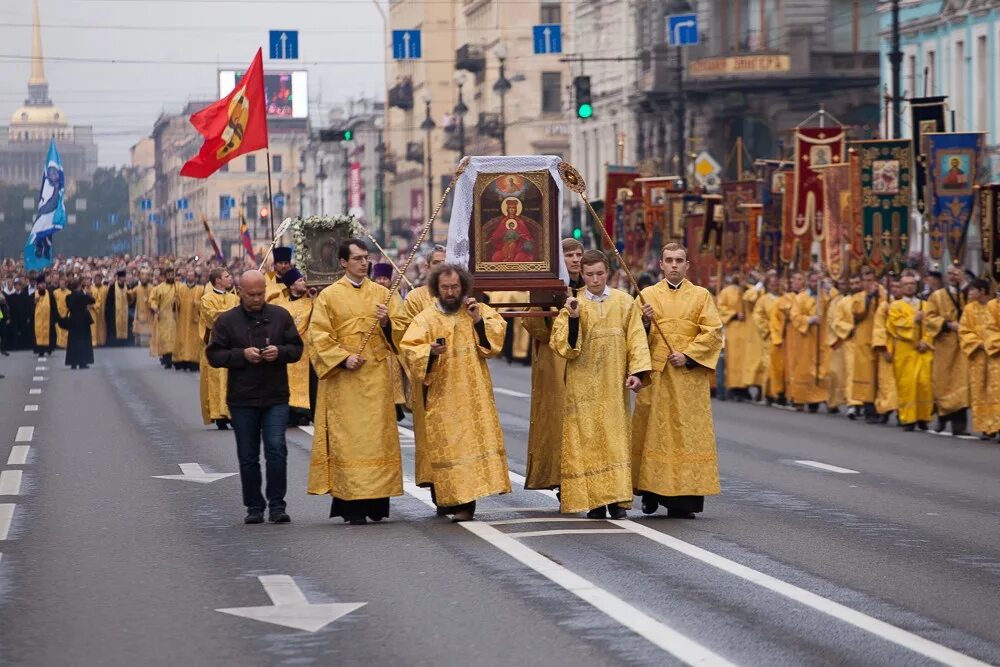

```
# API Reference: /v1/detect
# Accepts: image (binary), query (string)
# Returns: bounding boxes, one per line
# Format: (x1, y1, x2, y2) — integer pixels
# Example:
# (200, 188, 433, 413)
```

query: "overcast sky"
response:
(0, 0, 386, 167)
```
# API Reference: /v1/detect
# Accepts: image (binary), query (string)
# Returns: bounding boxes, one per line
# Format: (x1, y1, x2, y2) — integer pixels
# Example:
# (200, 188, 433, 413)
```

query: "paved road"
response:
(1, 347, 999, 666)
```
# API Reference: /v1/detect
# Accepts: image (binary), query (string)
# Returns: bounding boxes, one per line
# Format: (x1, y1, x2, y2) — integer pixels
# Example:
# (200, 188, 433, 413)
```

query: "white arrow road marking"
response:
(0, 471, 23, 496)
(0, 504, 14, 540)
(15, 427, 34, 443)
(152, 463, 236, 484)
(217, 575, 366, 632)
(794, 460, 859, 474)
(7, 446, 29, 465)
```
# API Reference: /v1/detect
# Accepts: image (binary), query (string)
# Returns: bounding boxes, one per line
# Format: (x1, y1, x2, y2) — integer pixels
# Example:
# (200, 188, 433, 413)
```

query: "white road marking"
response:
(24, 405, 38, 412)
(957, 434, 981, 441)
(34, 366, 46, 371)
(488, 517, 603, 525)
(403, 478, 734, 666)
(494, 386, 530, 399)
(152, 463, 237, 484)
(0, 504, 13, 540)
(28, 388, 41, 395)
(7, 446, 30, 465)
(793, 460, 859, 474)
(511, 529, 630, 538)
(32, 376, 45, 382)
(0, 471, 23, 496)
(216, 575, 366, 632)
(508, 471, 560, 500)
(15, 427, 34, 443)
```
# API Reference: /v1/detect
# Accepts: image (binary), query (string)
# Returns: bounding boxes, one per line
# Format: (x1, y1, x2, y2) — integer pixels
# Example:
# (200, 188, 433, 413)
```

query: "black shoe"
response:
(902, 423, 915, 432)
(215, 419, 229, 431)
(828, 407, 841, 415)
(641, 496, 658, 515)
(348, 517, 368, 525)
(269, 510, 291, 524)
(435, 506, 450, 516)
(917, 421, 929, 431)
(952, 430, 970, 437)
(607, 505, 627, 520)
(933, 419, 947, 433)
(395, 404, 405, 422)
(245, 510, 265, 524)
(80, 365, 89, 370)
(586, 506, 608, 519)
(879, 414, 890, 425)
(1, 350, 9, 356)
(808, 403, 820, 413)
(666, 509, 697, 519)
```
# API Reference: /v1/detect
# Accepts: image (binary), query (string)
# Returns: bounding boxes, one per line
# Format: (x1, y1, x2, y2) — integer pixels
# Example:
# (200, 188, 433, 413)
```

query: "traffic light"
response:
(573, 76, 593, 119)
(319, 128, 354, 142)
(571, 205, 583, 240)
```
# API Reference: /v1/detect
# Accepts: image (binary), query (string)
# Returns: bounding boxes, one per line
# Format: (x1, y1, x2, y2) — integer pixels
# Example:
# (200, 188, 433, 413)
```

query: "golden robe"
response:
(958, 301, 1000, 434)
(550, 289, 651, 513)
(34, 291, 54, 348)
(521, 314, 565, 490)
(173, 284, 202, 364)
(53, 287, 70, 348)
(787, 289, 836, 405)
(132, 282, 154, 341)
(487, 290, 530, 360)
(399, 301, 511, 507)
(872, 300, 898, 415)
(887, 299, 933, 424)
(307, 277, 403, 501)
(769, 293, 797, 398)
(149, 283, 181, 356)
(198, 289, 239, 424)
(89, 286, 103, 346)
(265, 272, 287, 303)
(751, 291, 778, 397)
(631, 280, 723, 499)
(831, 291, 879, 406)
(106, 283, 132, 342)
(273, 292, 314, 410)
(924, 288, 970, 416)
(717, 285, 763, 389)
(825, 293, 847, 410)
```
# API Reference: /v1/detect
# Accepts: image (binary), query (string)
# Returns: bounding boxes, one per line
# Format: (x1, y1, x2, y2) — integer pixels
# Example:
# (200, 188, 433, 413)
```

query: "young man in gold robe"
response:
(887, 270, 933, 431)
(199, 268, 239, 430)
(273, 267, 315, 426)
(788, 270, 835, 411)
(307, 239, 403, 525)
(752, 273, 782, 404)
(32, 275, 57, 356)
(872, 276, 900, 424)
(632, 243, 723, 519)
(770, 271, 806, 407)
(522, 237, 585, 492)
(958, 279, 1000, 439)
(718, 274, 763, 401)
(924, 264, 970, 436)
(132, 268, 155, 348)
(550, 250, 650, 519)
(832, 269, 881, 423)
(149, 266, 180, 369)
(399, 264, 510, 523)
(173, 267, 202, 371)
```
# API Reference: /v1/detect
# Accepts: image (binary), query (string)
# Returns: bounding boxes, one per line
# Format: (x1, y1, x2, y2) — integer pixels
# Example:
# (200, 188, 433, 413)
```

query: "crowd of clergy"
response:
(713, 262, 1000, 441)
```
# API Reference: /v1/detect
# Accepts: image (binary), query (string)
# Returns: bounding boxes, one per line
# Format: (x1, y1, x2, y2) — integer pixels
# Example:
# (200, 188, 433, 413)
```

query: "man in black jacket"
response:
(207, 270, 304, 524)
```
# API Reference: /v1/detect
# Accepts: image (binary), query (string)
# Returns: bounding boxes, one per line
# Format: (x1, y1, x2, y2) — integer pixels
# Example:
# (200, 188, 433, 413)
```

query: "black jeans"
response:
(229, 404, 289, 513)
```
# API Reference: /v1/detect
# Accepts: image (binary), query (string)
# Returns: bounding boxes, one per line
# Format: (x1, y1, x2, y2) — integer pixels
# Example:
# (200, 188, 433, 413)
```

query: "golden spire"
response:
(28, 0, 46, 86)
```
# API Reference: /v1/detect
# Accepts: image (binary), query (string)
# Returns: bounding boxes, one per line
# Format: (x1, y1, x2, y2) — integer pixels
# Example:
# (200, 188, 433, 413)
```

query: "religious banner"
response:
(848, 150, 865, 266)
(639, 176, 684, 239)
(604, 166, 640, 246)
(720, 180, 760, 272)
(856, 138, 914, 272)
(780, 179, 810, 270)
(744, 203, 763, 270)
(793, 127, 846, 241)
(978, 184, 1000, 282)
(925, 132, 985, 263)
(699, 195, 724, 260)
(819, 162, 853, 281)
(686, 212, 718, 288)
(910, 96, 948, 213)
(759, 161, 790, 271)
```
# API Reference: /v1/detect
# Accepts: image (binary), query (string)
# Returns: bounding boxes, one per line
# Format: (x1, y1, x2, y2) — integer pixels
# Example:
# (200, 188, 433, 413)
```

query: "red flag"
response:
(180, 48, 268, 178)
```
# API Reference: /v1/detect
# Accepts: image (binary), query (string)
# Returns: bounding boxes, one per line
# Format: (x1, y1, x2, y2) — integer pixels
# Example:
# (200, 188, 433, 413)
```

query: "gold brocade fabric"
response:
(488, 290, 531, 359)
(273, 293, 315, 410)
(387, 293, 405, 405)
(872, 300, 899, 414)
(752, 292, 778, 397)
(394, 285, 435, 411)
(825, 294, 846, 409)
(550, 289, 651, 513)
(149, 283, 180, 355)
(399, 302, 511, 507)
(173, 285, 202, 364)
(33, 292, 51, 347)
(265, 272, 287, 303)
(717, 285, 763, 389)
(88, 286, 102, 345)
(133, 283, 154, 338)
(887, 299, 934, 424)
(307, 278, 403, 500)
(521, 314, 565, 490)
(832, 291, 879, 406)
(770, 293, 796, 397)
(53, 287, 69, 348)
(631, 280, 722, 498)
(787, 289, 837, 405)
(112, 283, 130, 340)
(925, 288, 970, 415)
(958, 301, 1000, 434)
(198, 290, 239, 423)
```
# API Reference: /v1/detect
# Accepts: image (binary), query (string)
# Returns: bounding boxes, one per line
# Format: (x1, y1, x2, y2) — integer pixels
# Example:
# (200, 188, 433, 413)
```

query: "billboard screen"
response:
(218, 70, 308, 119)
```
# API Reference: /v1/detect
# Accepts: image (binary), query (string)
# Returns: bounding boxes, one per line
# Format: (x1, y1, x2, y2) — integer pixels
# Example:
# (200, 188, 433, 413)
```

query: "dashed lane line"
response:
(793, 460, 860, 474)
(0, 504, 13, 540)
(15, 427, 34, 443)
(28, 388, 41, 395)
(7, 446, 29, 466)
(24, 405, 38, 412)
(0, 471, 23, 496)
(32, 376, 45, 382)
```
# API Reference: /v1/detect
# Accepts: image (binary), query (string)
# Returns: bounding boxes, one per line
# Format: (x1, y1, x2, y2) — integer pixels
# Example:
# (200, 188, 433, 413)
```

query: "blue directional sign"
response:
(392, 30, 422, 60)
(274, 193, 286, 209)
(533, 24, 562, 54)
(269, 30, 299, 60)
(667, 13, 699, 46)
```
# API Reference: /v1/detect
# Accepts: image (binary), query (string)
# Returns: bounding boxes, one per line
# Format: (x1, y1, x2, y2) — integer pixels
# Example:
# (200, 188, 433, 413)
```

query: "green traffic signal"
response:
(344, 129, 353, 141)
(577, 103, 593, 119)
(572, 227, 582, 240)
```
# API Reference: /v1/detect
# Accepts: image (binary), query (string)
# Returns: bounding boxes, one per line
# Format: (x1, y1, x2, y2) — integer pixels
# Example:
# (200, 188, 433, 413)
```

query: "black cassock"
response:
(103, 284, 133, 347)
(63, 290, 96, 367)
(6, 289, 35, 350)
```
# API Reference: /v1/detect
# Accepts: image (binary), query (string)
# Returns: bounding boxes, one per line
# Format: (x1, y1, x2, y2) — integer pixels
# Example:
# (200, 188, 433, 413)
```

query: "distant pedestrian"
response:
(63, 277, 96, 369)
(206, 270, 303, 525)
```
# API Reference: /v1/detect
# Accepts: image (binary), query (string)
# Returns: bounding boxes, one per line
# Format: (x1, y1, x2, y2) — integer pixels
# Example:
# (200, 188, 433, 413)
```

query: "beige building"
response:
(385, 0, 570, 244)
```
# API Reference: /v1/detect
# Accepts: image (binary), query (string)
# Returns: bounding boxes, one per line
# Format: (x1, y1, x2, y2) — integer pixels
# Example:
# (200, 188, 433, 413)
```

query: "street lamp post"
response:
(420, 93, 436, 243)
(316, 162, 328, 214)
(454, 71, 468, 158)
(493, 42, 511, 156)
(296, 171, 306, 218)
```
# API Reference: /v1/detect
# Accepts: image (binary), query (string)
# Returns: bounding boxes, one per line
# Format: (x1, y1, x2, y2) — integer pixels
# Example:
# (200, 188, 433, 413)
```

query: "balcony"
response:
(476, 112, 503, 140)
(388, 78, 413, 111)
(455, 44, 486, 73)
(405, 141, 424, 164)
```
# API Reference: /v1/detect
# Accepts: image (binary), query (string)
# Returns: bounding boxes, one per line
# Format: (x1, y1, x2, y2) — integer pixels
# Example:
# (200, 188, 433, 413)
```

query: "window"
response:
(540, 1, 560, 25)
(907, 54, 916, 100)
(246, 155, 256, 172)
(272, 154, 283, 173)
(954, 41, 965, 129)
(541, 71, 562, 114)
(246, 195, 258, 220)
(976, 35, 988, 131)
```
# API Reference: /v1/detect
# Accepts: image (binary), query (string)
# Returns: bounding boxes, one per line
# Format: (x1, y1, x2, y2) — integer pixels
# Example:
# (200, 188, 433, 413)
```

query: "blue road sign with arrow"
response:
(392, 30, 421, 60)
(666, 13, 699, 46)
(533, 24, 562, 54)
(269, 30, 299, 60)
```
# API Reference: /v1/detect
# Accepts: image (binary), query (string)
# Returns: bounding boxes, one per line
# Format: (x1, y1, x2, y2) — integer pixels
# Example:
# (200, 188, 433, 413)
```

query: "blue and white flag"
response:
(23, 139, 67, 271)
